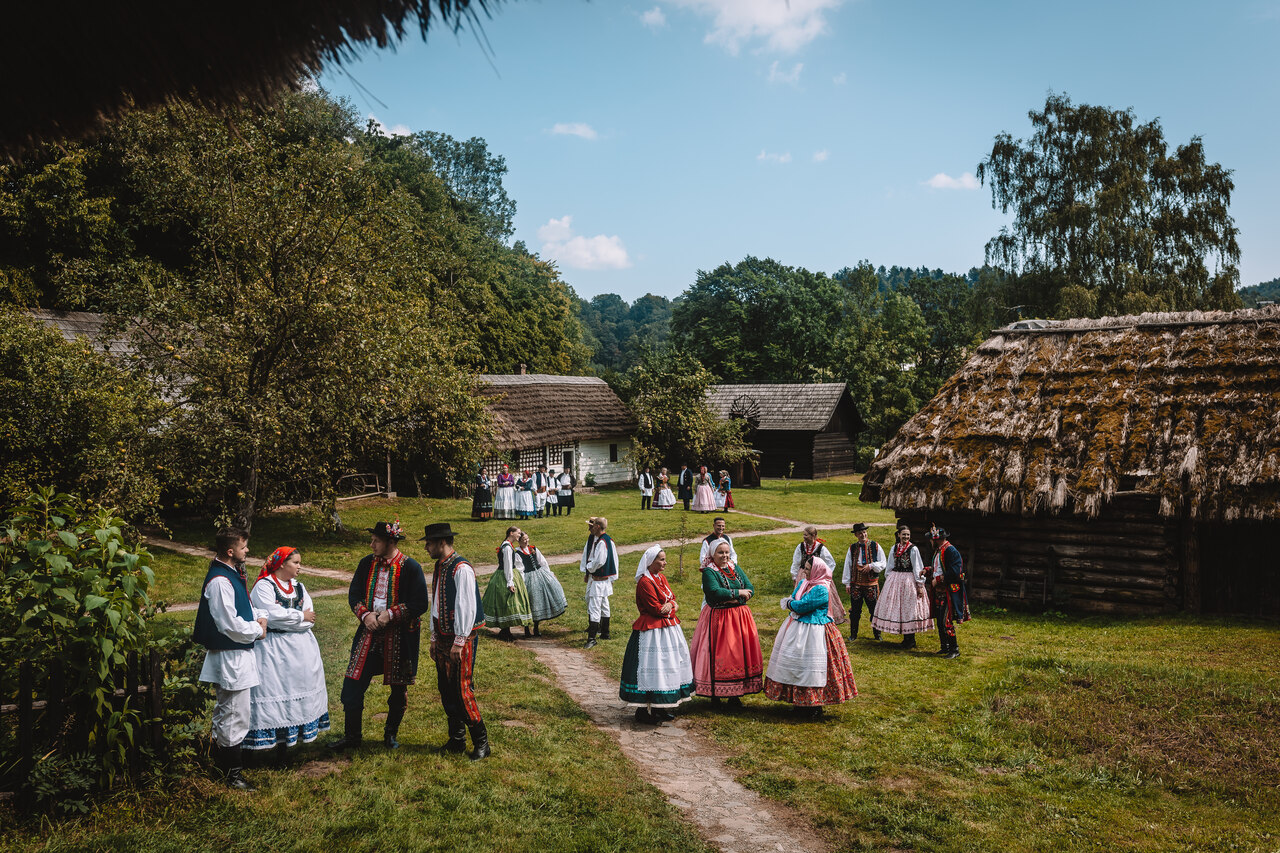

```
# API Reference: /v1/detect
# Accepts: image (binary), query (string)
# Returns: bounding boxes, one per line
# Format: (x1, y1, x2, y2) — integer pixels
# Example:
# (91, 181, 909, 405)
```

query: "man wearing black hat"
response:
(330, 520, 430, 750)
(421, 522, 489, 760)
(928, 526, 970, 659)
(677, 465, 694, 511)
(843, 522, 886, 641)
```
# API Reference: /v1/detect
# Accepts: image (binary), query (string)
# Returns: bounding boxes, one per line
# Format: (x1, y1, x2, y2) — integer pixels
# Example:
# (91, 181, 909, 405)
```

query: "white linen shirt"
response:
(431, 558, 478, 648)
(197, 569, 267, 691)
(842, 540, 887, 586)
(790, 542, 837, 580)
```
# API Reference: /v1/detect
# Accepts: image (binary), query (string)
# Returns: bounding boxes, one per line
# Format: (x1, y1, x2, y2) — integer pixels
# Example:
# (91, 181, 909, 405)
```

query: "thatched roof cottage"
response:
(476, 374, 637, 485)
(861, 306, 1280, 617)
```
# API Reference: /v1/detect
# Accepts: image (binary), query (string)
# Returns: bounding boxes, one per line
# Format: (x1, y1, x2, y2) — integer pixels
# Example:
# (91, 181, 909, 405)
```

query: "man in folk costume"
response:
(843, 522, 887, 641)
(330, 521, 430, 751)
(677, 464, 694, 511)
(928, 526, 970, 659)
(195, 527, 268, 790)
(699, 516, 738, 566)
(638, 467, 654, 511)
(581, 516, 620, 649)
(421, 522, 490, 761)
(790, 525, 837, 582)
(534, 464, 550, 518)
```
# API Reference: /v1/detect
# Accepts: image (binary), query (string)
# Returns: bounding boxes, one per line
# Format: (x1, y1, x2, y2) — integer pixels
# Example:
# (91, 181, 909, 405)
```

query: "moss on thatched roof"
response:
(862, 306, 1280, 523)
(2, 0, 498, 158)
(477, 374, 636, 450)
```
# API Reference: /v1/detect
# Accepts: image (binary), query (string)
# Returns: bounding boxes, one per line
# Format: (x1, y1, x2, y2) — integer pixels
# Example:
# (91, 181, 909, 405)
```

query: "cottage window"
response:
(609, 443, 618, 463)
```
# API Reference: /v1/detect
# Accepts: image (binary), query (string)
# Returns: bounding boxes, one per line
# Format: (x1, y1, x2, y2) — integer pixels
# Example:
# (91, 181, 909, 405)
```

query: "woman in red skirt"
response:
(690, 541, 763, 706)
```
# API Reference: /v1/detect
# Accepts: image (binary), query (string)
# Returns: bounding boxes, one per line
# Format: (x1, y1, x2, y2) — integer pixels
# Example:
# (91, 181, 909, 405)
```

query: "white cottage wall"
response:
(576, 438, 632, 486)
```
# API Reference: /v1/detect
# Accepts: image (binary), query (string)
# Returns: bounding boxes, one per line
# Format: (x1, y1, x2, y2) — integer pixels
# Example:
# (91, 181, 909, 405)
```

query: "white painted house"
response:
(476, 374, 636, 486)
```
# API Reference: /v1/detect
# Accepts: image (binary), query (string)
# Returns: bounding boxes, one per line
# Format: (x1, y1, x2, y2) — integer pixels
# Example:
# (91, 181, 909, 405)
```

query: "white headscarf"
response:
(635, 544, 664, 581)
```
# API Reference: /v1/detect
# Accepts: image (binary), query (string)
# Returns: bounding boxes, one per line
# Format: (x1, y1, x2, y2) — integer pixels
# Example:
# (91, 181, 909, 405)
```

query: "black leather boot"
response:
(437, 716, 467, 754)
(328, 709, 363, 751)
(902, 633, 916, 650)
(467, 721, 490, 761)
(217, 745, 254, 791)
(850, 621, 859, 641)
(585, 621, 598, 649)
(384, 705, 406, 749)
(599, 616, 611, 640)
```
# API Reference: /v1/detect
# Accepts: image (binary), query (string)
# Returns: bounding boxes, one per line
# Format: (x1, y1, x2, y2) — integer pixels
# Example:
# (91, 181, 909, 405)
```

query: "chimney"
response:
(518, 363, 527, 375)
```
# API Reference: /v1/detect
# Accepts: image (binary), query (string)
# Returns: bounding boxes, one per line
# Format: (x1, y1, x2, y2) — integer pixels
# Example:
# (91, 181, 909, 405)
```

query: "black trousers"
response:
(340, 643, 408, 711)
(641, 495, 652, 510)
(849, 584, 878, 630)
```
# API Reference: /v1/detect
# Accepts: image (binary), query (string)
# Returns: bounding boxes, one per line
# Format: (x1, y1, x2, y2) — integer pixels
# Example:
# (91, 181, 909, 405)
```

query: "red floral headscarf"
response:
(258, 546, 297, 582)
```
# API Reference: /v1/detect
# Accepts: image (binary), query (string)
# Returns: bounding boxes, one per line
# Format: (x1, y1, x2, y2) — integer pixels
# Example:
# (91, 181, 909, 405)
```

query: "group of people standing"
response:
(638, 464, 733, 512)
(471, 463, 576, 521)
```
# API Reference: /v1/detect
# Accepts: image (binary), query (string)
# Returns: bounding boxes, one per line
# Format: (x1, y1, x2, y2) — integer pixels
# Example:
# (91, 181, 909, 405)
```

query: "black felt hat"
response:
(418, 522, 460, 542)
(367, 520, 405, 541)
(851, 522, 870, 533)
(930, 526, 949, 540)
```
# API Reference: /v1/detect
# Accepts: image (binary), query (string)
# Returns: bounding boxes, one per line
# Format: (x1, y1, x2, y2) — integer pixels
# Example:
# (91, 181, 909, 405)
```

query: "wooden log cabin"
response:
(860, 307, 1280, 617)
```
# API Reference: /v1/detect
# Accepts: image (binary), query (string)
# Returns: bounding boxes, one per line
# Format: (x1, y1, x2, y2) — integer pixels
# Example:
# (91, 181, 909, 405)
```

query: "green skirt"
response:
(482, 570, 533, 628)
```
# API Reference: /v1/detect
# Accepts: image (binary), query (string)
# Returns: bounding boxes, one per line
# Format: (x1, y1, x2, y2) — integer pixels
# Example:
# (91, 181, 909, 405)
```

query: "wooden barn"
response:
(860, 306, 1280, 618)
(706, 383, 865, 480)
(476, 374, 637, 486)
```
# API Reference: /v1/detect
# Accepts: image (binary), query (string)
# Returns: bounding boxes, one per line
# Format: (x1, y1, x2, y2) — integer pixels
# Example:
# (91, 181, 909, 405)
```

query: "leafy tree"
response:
(977, 92, 1241, 318)
(400, 129, 517, 242)
(1238, 276, 1280, 308)
(577, 291, 672, 373)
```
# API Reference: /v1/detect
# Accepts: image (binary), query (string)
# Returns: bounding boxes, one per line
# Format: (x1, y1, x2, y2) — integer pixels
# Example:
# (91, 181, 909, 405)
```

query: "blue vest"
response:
(193, 561, 256, 650)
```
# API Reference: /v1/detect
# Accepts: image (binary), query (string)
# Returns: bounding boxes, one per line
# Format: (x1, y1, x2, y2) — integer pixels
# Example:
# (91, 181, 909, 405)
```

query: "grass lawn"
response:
(739, 477, 900, 527)
(147, 544, 350, 606)
(0, 596, 713, 853)
(543, 531, 1280, 853)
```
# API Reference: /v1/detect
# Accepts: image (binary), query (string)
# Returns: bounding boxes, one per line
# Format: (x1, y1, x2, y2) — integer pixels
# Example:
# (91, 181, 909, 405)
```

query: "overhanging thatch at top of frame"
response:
(861, 306, 1280, 523)
(476, 374, 637, 451)
(1, 1, 500, 159)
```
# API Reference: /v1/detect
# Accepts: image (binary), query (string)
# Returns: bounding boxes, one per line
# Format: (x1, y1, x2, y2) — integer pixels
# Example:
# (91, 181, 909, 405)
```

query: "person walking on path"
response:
(677, 464, 694, 511)
(517, 530, 566, 635)
(764, 554, 857, 717)
(195, 527, 268, 790)
(483, 526, 534, 639)
(699, 517, 738, 566)
(928, 526, 970, 659)
(330, 520, 430, 751)
(790, 526, 837, 581)
(843, 522, 886, 641)
(638, 467, 655, 511)
(244, 546, 330, 756)
(870, 523, 933, 649)
(619, 545, 695, 724)
(422, 522, 490, 761)
(690, 540, 763, 706)
(581, 516, 620, 649)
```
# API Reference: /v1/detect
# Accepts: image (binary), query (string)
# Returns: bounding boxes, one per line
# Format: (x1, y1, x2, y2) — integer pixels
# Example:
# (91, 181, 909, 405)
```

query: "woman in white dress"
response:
(654, 467, 676, 509)
(692, 466, 717, 512)
(493, 463, 517, 520)
(244, 546, 330, 753)
(870, 523, 934, 649)
(618, 546, 694, 723)
(515, 469, 537, 519)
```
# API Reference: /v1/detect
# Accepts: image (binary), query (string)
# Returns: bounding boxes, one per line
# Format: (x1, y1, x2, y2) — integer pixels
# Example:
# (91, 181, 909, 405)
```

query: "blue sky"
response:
(318, 0, 1280, 302)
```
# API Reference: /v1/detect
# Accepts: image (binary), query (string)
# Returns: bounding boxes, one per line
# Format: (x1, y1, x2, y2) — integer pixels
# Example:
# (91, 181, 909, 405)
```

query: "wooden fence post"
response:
(125, 653, 140, 776)
(148, 650, 165, 754)
(17, 661, 33, 810)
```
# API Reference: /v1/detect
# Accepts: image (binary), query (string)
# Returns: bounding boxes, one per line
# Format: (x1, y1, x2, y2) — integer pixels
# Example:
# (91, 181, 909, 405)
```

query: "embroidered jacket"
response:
(344, 550, 429, 684)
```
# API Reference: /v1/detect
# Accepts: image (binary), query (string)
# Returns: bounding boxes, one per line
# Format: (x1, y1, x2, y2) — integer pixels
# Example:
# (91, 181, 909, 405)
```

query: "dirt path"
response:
(522, 637, 829, 853)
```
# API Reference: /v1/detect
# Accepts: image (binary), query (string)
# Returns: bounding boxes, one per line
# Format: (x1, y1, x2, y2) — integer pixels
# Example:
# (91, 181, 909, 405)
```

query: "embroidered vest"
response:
(194, 562, 255, 650)
(433, 553, 485, 635)
(364, 551, 406, 611)
(587, 534, 617, 579)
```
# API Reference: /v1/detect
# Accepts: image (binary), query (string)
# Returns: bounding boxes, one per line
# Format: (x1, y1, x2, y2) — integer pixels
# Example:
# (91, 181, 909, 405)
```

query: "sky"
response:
(318, 0, 1280, 303)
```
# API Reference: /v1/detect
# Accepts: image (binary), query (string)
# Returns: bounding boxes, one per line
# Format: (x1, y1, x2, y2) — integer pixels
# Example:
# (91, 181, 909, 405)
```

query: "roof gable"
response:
(706, 383, 850, 432)
(477, 374, 636, 450)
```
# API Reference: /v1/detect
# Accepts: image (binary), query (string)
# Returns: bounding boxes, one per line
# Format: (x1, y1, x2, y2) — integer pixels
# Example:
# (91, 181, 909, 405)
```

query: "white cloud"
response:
(812, 149, 829, 162)
(641, 6, 667, 28)
(538, 215, 632, 270)
(367, 114, 411, 137)
(757, 149, 792, 164)
(832, 71, 847, 85)
(670, 0, 843, 54)
(550, 122, 599, 140)
(767, 60, 803, 85)
(924, 172, 980, 190)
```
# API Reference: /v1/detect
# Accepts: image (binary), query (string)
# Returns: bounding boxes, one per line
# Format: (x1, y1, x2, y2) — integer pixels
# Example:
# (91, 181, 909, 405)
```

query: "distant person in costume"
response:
(677, 464, 694, 511)
(843, 522, 886, 641)
(422, 522, 489, 761)
(557, 467, 576, 517)
(654, 467, 676, 509)
(518, 530, 567, 635)
(692, 466, 717, 512)
(638, 467, 655, 511)
(535, 463, 551, 518)
(484, 526, 534, 639)
(471, 465, 493, 521)
(244, 546, 330, 756)
(790, 526, 837, 581)
(690, 541, 763, 706)
(580, 516, 619, 648)
(928, 526, 970, 659)
(493, 464, 517, 520)
(546, 469, 560, 516)
(717, 470, 734, 511)
(619, 545, 694, 724)
(330, 520, 430, 750)
(870, 523, 933, 649)
(515, 469, 537, 519)
(195, 527, 267, 790)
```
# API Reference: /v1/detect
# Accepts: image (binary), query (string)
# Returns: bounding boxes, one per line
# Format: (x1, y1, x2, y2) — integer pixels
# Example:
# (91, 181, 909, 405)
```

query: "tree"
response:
(977, 92, 1241, 318)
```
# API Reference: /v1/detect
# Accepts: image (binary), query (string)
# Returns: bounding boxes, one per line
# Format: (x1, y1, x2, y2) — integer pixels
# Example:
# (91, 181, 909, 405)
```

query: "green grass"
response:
(544, 531, 1280, 853)
(147, 544, 350, 606)
(739, 477, 900, 527)
(0, 596, 714, 853)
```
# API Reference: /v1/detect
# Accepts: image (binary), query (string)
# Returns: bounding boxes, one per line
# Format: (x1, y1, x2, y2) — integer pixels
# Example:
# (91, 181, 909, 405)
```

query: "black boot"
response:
(328, 709, 363, 751)
(217, 744, 255, 791)
(533, 621, 541, 637)
(901, 634, 916, 650)
(585, 621, 598, 649)
(634, 708, 658, 725)
(523, 624, 532, 638)
(467, 721, 490, 761)
(437, 716, 467, 754)
(874, 628, 882, 641)
(384, 705, 406, 749)
(850, 621, 859, 641)
(599, 616, 611, 640)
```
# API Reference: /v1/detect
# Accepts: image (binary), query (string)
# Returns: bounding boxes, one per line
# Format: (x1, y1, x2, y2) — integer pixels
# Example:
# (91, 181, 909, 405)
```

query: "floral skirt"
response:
(870, 571, 934, 634)
(692, 484, 717, 512)
(619, 625, 695, 707)
(690, 605, 763, 697)
(764, 622, 857, 706)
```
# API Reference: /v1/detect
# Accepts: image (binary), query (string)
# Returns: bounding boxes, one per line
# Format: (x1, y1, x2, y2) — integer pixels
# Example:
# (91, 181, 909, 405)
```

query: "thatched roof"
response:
(862, 306, 1280, 523)
(477, 374, 636, 450)
(2, 1, 497, 159)
(706, 383, 856, 432)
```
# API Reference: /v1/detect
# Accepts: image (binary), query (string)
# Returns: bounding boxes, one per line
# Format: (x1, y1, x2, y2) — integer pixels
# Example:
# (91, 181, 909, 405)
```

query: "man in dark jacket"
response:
(928, 526, 970, 659)
(677, 464, 694, 511)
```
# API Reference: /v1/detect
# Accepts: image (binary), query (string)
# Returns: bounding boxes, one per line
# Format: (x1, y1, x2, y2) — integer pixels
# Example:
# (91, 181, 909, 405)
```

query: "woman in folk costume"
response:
(483, 527, 535, 639)
(691, 466, 717, 512)
(620, 545, 695, 724)
(557, 467, 576, 517)
(654, 467, 676, 509)
(690, 540, 763, 705)
(517, 530, 567, 635)
(870, 523, 933, 649)
(515, 469, 537, 519)
(764, 553, 858, 717)
(493, 463, 517, 520)
(245, 546, 330, 752)
(471, 465, 493, 521)
(717, 470, 734, 511)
